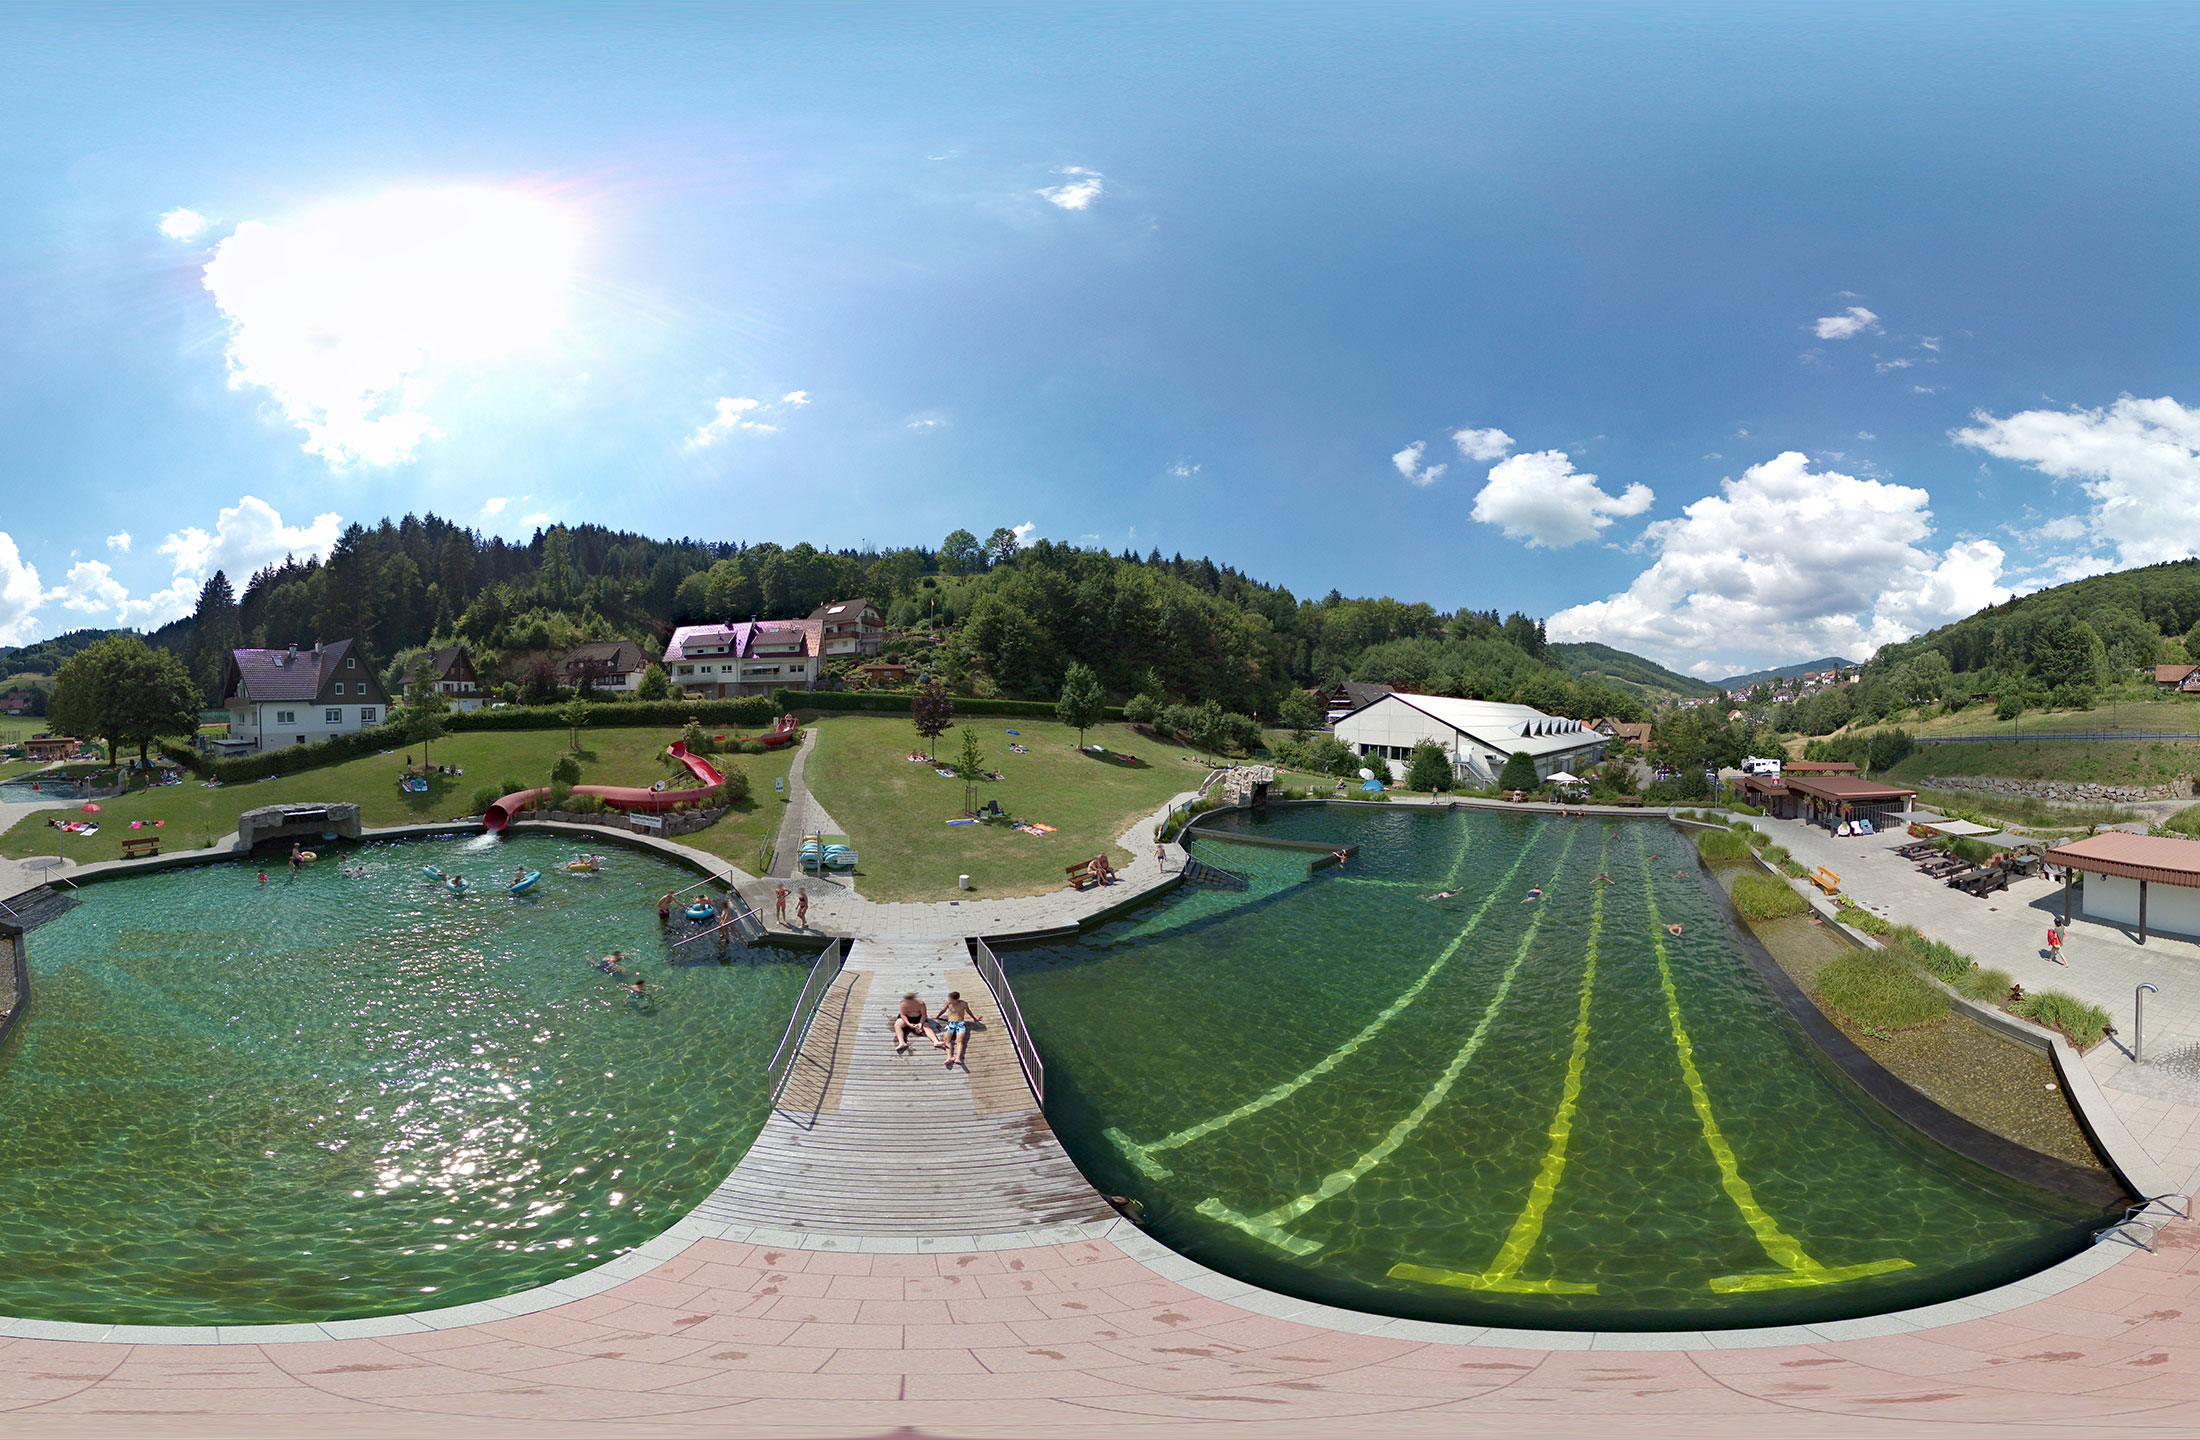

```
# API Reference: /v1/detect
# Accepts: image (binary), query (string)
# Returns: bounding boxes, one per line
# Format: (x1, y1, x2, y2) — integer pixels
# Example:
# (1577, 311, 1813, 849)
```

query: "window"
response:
(360, 707, 376, 723)
(275, 710, 295, 725)
(325, 708, 342, 724)
(347, 656, 356, 668)
(700, 665, 713, 674)
(333, 682, 344, 695)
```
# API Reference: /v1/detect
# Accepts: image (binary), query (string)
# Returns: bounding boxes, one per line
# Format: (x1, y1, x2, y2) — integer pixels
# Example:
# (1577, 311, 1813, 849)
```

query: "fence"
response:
(970, 937, 1045, 1108)
(0, 922, 25, 1057)
(1912, 731, 2200, 744)
(764, 939, 847, 1106)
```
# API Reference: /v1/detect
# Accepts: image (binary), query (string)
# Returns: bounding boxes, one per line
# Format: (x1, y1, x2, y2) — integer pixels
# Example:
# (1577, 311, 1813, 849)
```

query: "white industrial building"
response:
(1331, 692, 1607, 785)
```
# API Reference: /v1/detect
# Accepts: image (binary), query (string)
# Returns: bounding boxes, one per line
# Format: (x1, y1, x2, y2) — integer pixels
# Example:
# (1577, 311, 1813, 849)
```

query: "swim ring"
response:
(509, 870, 543, 895)
(684, 901, 716, 921)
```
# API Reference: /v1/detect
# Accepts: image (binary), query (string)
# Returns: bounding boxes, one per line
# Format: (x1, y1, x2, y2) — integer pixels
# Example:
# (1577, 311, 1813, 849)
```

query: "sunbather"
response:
(892, 993, 939, 1052)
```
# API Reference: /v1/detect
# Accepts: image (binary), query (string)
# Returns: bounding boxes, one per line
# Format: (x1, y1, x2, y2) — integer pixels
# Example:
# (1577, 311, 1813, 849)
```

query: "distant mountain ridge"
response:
(1549, 642, 1723, 700)
(1713, 657, 1859, 691)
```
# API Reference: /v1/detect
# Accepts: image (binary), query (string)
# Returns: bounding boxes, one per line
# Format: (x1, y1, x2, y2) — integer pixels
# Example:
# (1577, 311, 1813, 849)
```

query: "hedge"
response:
(446, 695, 782, 732)
(781, 690, 1126, 721)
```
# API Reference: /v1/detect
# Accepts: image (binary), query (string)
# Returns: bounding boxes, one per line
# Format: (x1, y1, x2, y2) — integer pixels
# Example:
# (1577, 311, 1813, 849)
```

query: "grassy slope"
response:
(800, 715, 1209, 902)
(1886, 738, 2200, 789)
(0, 726, 795, 864)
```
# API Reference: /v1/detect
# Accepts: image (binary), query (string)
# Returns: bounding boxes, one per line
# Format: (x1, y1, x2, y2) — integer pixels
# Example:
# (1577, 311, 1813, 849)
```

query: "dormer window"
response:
(347, 657, 356, 668)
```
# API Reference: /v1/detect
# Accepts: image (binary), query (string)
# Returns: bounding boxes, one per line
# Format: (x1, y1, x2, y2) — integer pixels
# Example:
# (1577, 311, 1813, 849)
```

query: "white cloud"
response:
(1168, 461, 1200, 478)
(906, 416, 947, 431)
(781, 390, 810, 407)
(200, 186, 582, 466)
(481, 496, 509, 516)
(1547, 452, 2008, 672)
(1856, 432, 1876, 441)
(1392, 441, 1447, 486)
(1451, 427, 1514, 462)
(158, 207, 208, 241)
(106, 531, 131, 553)
(1920, 336, 1942, 352)
(1011, 522, 1038, 546)
(1914, 385, 1939, 395)
(140, 496, 344, 624)
(0, 533, 45, 645)
(46, 559, 129, 618)
(1953, 395, 2200, 568)
(1469, 451, 1652, 549)
(687, 397, 772, 445)
(1038, 166, 1104, 211)
(1875, 357, 1923, 372)
(2035, 514, 2089, 542)
(1814, 306, 1881, 340)
(519, 511, 552, 528)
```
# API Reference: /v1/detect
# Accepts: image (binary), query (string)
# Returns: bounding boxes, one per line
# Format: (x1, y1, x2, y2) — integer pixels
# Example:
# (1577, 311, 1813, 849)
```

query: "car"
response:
(1652, 765, 1678, 780)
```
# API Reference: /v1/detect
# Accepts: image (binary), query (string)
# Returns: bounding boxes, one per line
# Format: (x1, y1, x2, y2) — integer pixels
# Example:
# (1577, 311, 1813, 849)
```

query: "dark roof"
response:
(428, 645, 473, 679)
(812, 598, 880, 621)
(227, 640, 382, 704)
(1781, 774, 1917, 803)
(1326, 681, 1394, 711)
(559, 640, 650, 672)
(2158, 665, 2199, 683)
(2044, 832, 2200, 889)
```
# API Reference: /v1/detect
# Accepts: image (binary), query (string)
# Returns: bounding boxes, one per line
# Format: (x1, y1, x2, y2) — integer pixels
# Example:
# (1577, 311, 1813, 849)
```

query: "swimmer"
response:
(628, 977, 648, 999)
(513, 866, 527, 886)
(1425, 888, 1459, 901)
(1665, 922, 1683, 936)
(1332, 849, 1350, 868)
(256, 870, 267, 885)
(594, 951, 624, 974)
(1523, 885, 1543, 902)
(657, 890, 675, 923)
(1595, 873, 1610, 885)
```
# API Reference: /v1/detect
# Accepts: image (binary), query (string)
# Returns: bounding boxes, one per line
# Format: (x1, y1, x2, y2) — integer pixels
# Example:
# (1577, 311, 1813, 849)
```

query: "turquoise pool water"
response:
(1010, 806, 2111, 1331)
(0, 834, 801, 1325)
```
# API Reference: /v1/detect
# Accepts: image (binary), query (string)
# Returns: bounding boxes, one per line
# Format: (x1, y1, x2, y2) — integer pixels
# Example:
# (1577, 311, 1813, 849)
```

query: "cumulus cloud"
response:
(1451, 427, 1514, 462)
(781, 390, 810, 407)
(0, 533, 45, 645)
(519, 511, 552, 528)
(687, 390, 812, 446)
(1038, 166, 1104, 210)
(481, 496, 509, 516)
(1546, 452, 2008, 674)
(106, 531, 131, 552)
(200, 187, 581, 466)
(1392, 441, 1447, 486)
(158, 207, 208, 241)
(906, 416, 947, 431)
(1952, 396, 2200, 569)
(1469, 451, 1652, 549)
(1168, 461, 1200, 478)
(1814, 306, 1881, 340)
(144, 496, 344, 622)
(1012, 521, 1038, 546)
(46, 559, 130, 617)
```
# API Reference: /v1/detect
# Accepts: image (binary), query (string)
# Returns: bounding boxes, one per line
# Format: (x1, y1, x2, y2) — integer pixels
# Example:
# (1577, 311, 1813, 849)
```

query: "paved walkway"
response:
(1740, 811, 2200, 1191)
(698, 937, 1114, 1239)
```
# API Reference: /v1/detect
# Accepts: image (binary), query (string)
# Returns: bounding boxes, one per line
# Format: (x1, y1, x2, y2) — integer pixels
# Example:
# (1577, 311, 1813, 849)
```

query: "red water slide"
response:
(481, 742, 731, 832)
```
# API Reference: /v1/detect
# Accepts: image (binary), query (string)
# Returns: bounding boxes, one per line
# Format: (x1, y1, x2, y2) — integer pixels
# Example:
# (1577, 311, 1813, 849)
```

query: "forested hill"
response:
(109, 514, 1669, 727)
(1713, 657, 1858, 691)
(1550, 642, 1722, 701)
(1870, 558, 2200, 696)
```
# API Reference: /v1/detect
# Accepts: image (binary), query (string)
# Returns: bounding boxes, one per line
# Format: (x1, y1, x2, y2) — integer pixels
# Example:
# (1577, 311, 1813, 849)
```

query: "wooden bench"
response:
(120, 836, 161, 858)
(1610, 794, 1645, 807)
(1066, 860, 1098, 891)
(1808, 865, 1841, 895)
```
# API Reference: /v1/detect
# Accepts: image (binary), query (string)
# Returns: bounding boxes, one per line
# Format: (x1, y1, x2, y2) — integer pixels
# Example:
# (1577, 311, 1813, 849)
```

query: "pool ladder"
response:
(1181, 858, 1249, 890)
(2095, 1194, 2190, 1253)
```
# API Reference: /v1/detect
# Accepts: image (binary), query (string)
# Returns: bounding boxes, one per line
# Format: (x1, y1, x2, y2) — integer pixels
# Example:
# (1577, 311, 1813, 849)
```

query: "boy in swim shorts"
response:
(935, 991, 982, 1069)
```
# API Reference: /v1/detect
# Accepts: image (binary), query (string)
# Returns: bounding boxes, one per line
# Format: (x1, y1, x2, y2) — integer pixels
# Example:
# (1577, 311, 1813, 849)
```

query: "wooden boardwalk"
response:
(693, 937, 1115, 1237)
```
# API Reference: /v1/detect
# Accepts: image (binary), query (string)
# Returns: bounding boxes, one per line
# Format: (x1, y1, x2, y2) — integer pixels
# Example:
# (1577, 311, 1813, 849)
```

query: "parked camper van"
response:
(1740, 756, 1782, 777)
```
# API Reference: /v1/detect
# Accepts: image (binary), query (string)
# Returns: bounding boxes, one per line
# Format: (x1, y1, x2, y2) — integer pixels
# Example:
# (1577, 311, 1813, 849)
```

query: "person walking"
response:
(2048, 922, 2066, 966)
(774, 882, 789, 925)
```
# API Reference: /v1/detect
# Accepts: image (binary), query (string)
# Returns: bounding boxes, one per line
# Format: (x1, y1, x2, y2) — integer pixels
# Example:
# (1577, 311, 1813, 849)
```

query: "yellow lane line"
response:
(1388, 835, 1615, 1294)
(1105, 821, 1543, 1179)
(1637, 850, 1912, 1293)
(1194, 827, 1581, 1256)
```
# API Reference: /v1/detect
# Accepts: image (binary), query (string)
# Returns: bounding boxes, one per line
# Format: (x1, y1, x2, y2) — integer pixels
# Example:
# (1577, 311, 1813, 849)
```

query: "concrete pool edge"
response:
(0, 803, 2167, 1351)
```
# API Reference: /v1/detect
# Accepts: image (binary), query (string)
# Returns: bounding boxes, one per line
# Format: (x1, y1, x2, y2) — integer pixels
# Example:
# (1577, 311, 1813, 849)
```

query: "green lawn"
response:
(642, 743, 799, 876)
(1886, 738, 2200, 789)
(801, 715, 1210, 901)
(0, 726, 795, 865)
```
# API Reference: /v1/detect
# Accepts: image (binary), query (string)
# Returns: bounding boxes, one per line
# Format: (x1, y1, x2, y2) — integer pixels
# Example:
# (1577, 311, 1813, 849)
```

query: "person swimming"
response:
(594, 950, 625, 974)
(627, 976, 648, 1000)
(1523, 884, 1543, 902)
(1665, 922, 1683, 936)
(1425, 888, 1459, 901)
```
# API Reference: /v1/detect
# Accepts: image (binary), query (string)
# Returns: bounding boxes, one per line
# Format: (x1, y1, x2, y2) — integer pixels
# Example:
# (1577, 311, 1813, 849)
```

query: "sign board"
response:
(774, 778, 785, 794)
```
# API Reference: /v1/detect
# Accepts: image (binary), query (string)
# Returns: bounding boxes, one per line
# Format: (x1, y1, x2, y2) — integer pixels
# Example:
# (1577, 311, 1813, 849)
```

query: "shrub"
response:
(1497, 750, 1539, 791)
(1996, 695, 2023, 721)
(1762, 843, 1791, 866)
(1833, 905, 1893, 937)
(719, 764, 752, 804)
(1732, 872, 1807, 920)
(498, 774, 529, 799)
(1955, 965, 2014, 1003)
(1815, 949, 1949, 1031)
(1948, 836, 1997, 865)
(1727, 801, 1764, 817)
(1882, 927, 1975, 985)
(1695, 828, 1752, 863)
(1405, 742, 1455, 792)
(469, 784, 503, 815)
(1122, 693, 1159, 726)
(1779, 858, 1808, 878)
(550, 754, 583, 787)
(2011, 989, 2111, 1049)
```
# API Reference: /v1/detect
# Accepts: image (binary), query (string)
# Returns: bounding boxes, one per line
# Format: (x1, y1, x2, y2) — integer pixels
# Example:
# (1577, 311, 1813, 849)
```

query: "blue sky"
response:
(6, 3, 2200, 677)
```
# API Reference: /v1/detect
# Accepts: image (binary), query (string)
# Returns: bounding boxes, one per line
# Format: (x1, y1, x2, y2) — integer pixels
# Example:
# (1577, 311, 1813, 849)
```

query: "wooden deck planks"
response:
(700, 937, 1114, 1235)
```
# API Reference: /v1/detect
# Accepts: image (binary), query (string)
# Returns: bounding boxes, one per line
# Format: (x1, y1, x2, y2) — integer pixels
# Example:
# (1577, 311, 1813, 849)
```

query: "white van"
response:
(1740, 755, 1782, 777)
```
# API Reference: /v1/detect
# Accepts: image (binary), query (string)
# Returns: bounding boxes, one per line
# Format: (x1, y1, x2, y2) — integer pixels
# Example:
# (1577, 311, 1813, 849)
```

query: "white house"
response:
(1332, 692, 1607, 785)
(664, 620, 821, 698)
(220, 640, 393, 751)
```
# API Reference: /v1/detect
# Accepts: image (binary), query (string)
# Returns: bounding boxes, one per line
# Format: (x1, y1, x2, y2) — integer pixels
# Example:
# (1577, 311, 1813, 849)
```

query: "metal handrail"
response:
(765, 939, 846, 1104)
(970, 937, 1045, 1108)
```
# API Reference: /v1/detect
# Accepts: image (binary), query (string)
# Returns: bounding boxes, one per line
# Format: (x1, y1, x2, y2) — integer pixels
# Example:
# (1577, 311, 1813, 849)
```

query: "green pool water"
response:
(0, 834, 802, 1326)
(1010, 806, 2112, 1331)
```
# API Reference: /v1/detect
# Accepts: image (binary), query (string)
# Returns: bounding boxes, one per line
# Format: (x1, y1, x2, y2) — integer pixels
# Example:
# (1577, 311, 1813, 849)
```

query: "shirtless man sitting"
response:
(934, 990, 984, 1069)
(892, 993, 940, 1053)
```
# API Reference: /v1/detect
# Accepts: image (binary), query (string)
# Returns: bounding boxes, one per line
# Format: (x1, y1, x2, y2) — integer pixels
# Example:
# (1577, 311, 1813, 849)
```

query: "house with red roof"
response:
(219, 640, 392, 751)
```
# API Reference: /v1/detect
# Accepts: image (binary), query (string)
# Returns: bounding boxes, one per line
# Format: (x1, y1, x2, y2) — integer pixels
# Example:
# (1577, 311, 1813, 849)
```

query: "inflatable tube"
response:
(509, 870, 542, 895)
(423, 865, 445, 881)
(684, 902, 716, 921)
(566, 859, 599, 873)
(446, 877, 467, 893)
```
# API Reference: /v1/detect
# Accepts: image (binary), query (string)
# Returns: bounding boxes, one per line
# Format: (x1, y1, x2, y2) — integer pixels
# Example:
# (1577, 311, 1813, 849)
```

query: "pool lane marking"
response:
(1104, 821, 1542, 1180)
(1193, 826, 1581, 1256)
(1636, 851, 1913, 1294)
(1388, 834, 1616, 1295)
(1331, 822, 1476, 891)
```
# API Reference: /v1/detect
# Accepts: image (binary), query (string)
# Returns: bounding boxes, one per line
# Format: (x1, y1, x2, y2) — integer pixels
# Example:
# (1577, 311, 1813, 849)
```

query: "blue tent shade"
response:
(1004, 729, 1019, 734)
(1360, 776, 1385, 791)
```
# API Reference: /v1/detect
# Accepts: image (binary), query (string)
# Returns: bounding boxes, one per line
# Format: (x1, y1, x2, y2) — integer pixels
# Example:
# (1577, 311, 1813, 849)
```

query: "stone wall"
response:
(519, 807, 729, 837)
(1922, 774, 2188, 803)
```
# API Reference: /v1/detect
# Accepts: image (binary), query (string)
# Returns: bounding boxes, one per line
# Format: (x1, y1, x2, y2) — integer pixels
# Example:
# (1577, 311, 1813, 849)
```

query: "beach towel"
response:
(1004, 728, 1019, 735)
(936, 767, 957, 779)
(946, 817, 976, 826)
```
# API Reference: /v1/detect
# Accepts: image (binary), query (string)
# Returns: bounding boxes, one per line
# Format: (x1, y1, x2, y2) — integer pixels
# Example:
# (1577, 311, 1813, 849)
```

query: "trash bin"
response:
(959, 874, 971, 890)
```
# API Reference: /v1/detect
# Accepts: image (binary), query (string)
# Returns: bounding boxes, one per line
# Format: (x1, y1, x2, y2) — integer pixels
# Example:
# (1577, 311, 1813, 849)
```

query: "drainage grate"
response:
(2146, 1041, 2200, 1085)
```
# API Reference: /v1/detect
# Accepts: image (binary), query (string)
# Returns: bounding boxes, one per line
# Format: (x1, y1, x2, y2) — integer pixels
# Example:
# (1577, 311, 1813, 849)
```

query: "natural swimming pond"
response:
(0, 834, 801, 1326)
(1010, 805, 2115, 1331)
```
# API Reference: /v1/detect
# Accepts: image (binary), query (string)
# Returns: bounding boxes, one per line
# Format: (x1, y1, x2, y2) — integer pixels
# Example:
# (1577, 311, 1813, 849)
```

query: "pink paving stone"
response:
(974, 1270, 1065, 1298)
(905, 1320, 1027, 1350)
(867, 1254, 944, 1278)
(504, 1354, 730, 1391)
(934, 1294, 1054, 1324)
(781, 1249, 871, 1275)
(1047, 1259, 1170, 1290)
(968, 1340, 1141, 1372)
(1024, 1290, 1136, 1318)
(901, 1368, 1157, 1401)
(750, 1295, 868, 1325)
(939, 1251, 1013, 1274)
(1003, 1314, 1152, 1347)
(816, 1345, 990, 1375)
(676, 1313, 807, 1347)
(654, 1367, 907, 1400)
(852, 1299, 955, 1326)
(818, 1273, 907, 1300)
(903, 1273, 984, 1300)
(781, 1320, 908, 1350)
(746, 1268, 841, 1299)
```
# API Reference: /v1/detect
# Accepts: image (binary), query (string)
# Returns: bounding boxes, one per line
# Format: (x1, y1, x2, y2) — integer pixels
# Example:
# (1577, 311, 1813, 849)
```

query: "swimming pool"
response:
(0, 834, 801, 1326)
(1008, 805, 2114, 1331)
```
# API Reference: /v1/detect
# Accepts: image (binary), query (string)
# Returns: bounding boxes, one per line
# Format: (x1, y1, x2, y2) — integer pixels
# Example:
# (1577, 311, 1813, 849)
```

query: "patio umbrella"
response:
(79, 803, 100, 812)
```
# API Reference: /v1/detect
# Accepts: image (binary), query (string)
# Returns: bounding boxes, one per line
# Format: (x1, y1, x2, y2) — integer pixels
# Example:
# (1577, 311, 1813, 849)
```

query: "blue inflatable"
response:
(509, 870, 542, 895)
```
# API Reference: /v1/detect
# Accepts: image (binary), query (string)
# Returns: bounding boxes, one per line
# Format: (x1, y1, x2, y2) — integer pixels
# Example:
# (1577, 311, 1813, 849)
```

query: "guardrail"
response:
(764, 938, 846, 1106)
(0, 920, 26, 1056)
(970, 937, 1045, 1108)
(1912, 731, 2200, 744)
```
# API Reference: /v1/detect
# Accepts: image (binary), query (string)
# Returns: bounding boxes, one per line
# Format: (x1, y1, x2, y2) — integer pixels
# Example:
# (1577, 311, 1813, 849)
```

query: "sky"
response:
(6, 3, 2200, 677)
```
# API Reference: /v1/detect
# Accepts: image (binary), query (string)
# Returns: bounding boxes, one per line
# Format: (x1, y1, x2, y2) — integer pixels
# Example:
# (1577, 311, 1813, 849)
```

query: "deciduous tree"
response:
(49, 634, 202, 768)
(911, 678, 954, 759)
(1054, 662, 1105, 749)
